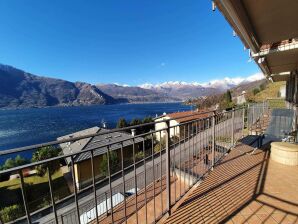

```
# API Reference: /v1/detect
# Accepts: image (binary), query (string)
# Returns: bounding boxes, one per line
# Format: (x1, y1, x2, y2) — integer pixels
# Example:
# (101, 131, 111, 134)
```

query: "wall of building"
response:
(74, 155, 104, 189)
(154, 116, 180, 141)
(74, 144, 143, 189)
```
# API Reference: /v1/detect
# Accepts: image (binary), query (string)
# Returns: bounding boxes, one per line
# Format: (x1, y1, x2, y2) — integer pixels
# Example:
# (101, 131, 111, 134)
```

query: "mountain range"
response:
(0, 63, 264, 108)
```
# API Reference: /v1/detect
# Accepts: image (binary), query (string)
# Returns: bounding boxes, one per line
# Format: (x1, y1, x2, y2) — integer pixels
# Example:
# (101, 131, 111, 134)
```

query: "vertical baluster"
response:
(187, 123, 191, 189)
(120, 142, 127, 224)
(211, 112, 216, 169)
(151, 133, 156, 222)
(19, 170, 31, 224)
(179, 124, 182, 198)
(105, 192, 108, 216)
(90, 150, 99, 224)
(106, 145, 114, 223)
(205, 119, 208, 171)
(232, 108, 235, 146)
(183, 125, 186, 193)
(142, 139, 148, 224)
(195, 121, 199, 180)
(132, 138, 138, 223)
(173, 126, 176, 203)
(47, 164, 58, 224)
(159, 131, 163, 215)
(192, 121, 195, 182)
(71, 156, 81, 224)
(165, 120, 171, 215)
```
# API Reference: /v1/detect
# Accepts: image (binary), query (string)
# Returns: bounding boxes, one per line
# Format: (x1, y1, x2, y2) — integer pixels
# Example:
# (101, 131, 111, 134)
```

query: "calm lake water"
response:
(0, 103, 192, 162)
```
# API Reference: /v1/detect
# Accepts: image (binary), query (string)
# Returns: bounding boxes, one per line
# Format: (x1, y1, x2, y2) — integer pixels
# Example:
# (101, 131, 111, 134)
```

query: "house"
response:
(58, 127, 144, 189)
(154, 110, 213, 141)
(236, 91, 247, 105)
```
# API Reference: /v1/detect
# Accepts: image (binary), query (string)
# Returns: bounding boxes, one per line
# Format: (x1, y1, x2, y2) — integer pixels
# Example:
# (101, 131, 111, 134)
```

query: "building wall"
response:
(279, 85, 286, 98)
(154, 116, 180, 141)
(237, 94, 247, 105)
(74, 155, 104, 189)
(74, 144, 143, 189)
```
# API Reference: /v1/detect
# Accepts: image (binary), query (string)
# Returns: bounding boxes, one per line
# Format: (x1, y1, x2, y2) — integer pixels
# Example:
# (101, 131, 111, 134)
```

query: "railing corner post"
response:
(165, 119, 171, 215)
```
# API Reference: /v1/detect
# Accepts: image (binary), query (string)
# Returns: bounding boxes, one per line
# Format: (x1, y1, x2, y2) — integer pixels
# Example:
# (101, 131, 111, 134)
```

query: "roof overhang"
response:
(214, 0, 298, 81)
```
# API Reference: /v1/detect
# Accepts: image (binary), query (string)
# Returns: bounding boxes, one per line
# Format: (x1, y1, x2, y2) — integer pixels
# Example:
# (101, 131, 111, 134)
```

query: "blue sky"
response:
(0, 0, 259, 85)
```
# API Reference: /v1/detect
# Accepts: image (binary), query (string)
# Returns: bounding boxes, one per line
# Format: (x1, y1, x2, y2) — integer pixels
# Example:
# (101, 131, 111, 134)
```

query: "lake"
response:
(0, 103, 192, 162)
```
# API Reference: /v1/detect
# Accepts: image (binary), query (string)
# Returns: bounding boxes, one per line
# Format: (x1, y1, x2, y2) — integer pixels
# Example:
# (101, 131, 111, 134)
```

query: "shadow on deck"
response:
(165, 144, 298, 224)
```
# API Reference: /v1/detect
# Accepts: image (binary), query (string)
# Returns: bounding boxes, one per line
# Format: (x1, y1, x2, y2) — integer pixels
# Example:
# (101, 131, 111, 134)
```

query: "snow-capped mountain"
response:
(140, 73, 263, 92)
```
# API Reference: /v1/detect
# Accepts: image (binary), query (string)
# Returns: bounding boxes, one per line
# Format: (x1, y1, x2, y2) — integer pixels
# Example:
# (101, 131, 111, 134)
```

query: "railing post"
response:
(231, 108, 235, 146)
(242, 106, 246, 138)
(47, 165, 58, 224)
(165, 120, 171, 215)
(211, 111, 216, 169)
(252, 104, 255, 125)
(247, 104, 250, 134)
(19, 170, 32, 224)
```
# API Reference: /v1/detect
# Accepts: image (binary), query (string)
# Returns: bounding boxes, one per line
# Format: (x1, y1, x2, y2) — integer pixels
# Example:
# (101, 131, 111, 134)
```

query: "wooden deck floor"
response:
(165, 144, 298, 224)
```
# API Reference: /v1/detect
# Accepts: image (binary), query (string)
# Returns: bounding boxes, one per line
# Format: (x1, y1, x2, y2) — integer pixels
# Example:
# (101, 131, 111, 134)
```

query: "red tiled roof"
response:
(166, 110, 213, 123)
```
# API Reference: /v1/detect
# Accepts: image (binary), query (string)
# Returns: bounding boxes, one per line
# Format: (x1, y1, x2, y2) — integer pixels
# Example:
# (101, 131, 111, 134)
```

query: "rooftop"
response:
(159, 110, 212, 123)
(58, 127, 144, 164)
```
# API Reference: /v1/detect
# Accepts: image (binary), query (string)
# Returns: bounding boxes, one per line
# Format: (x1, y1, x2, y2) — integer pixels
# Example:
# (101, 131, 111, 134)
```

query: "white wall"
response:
(280, 85, 286, 98)
(155, 116, 180, 141)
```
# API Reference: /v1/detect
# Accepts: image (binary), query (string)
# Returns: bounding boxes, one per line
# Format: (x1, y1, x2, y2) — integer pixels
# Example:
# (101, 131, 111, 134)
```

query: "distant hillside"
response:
(96, 84, 180, 103)
(250, 81, 286, 102)
(231, 79, 267, 97)
(140, 82, 220, 100)
(0, 64, 117, 108)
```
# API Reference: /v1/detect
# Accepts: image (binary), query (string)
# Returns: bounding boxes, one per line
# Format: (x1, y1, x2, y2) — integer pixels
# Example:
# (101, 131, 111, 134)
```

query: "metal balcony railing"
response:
(0, 105, 270, 224)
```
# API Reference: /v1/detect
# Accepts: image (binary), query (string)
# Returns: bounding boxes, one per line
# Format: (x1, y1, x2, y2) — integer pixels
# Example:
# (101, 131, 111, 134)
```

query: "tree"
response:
(3, 158, 15, 170)
(224, 90, 232, 103)
(142, 116, 154, 133)
(32, 146, 61, 176)
(14, 155, 29, 166)
(99, 151, 119, 176)
(0, 155, 29, 171)
(130, 118, 142, 126)
(116, 118, 128, 129)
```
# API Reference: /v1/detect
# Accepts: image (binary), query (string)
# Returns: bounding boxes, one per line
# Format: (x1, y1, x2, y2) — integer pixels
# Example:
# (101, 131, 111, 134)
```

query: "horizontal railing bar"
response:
(0, 114, 233, 174)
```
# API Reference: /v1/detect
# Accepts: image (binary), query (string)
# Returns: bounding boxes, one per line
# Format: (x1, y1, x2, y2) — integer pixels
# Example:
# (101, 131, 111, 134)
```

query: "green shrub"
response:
(154, 138, 166, 153)
(135, 151, 144, 161)
(0, 204, 24, 223)
(253, 88, 260, 95)
(99, 151, 119, 176)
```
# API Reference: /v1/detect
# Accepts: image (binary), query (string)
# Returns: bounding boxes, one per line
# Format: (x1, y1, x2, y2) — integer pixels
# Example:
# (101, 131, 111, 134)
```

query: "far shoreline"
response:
(0, 101, 186, 111)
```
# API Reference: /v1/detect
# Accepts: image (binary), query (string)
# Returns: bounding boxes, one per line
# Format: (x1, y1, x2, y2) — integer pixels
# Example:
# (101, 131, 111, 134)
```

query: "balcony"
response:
(0, 101, 296, 224)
